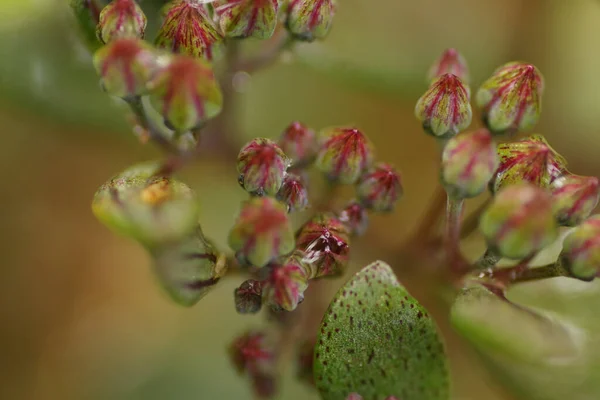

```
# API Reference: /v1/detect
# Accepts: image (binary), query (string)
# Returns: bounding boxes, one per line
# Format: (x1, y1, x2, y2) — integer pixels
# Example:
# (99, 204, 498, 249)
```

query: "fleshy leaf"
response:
(314, 261, 450, 400)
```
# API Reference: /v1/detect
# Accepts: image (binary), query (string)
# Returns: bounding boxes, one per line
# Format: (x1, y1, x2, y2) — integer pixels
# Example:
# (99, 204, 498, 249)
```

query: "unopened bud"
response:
(428, 48, 469, 84)
(441, 129, 498, 199)
(491, 134, 567, 194)
(476, 62, 544, 135)
(316, 127, 374, 184)
(552, 174, 600, 227)
(560, 215, 600, 281)
(286, 0, 336, 42)
(338, 200, 369, 236)
(479, 183, 558, 260)
(415, 73, 472, 139)
(216, 0, 280, 39)
(356, 163, 403, 212)
(276, 173, 309, 212)
(262, 259, 309, 311)
(97, 0, 147, 44)
(234, 279, 264, 314)
(237, 138, 290, 196)
(278, 121, 317, 167)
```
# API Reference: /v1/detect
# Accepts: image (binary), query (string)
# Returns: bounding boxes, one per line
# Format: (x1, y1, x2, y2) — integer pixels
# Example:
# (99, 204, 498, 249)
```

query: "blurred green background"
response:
(1, 1, 600, 399)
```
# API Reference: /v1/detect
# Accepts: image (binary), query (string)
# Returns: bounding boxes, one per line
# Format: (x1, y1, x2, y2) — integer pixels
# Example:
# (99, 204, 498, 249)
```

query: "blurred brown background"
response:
(1, 0, 600, 399)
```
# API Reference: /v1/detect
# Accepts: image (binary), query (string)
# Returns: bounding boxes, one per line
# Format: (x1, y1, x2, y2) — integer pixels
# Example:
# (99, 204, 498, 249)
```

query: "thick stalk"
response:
(445, 195, 468, 274)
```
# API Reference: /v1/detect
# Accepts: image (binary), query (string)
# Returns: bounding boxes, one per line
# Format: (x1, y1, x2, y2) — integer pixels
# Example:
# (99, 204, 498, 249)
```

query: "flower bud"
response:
(92, 162, 200, 246)
(296, 214, 350, 278)
(276, 173, 309, 212)
(93, 38, 157, 99)
(428, 48, 469, 84)
(476, 62, 544, 135)
(262, 259, 309, 311)
(234, 279, 264, 314)
(237, 138, 290, 196)
(286, 0, 336, 42)
(229, 331, 274, 375)
(147, 54, 222, 133)
(560, 215, 600, 281)
(552, 174, 600, 227)
(441, 129, 498, 199)
(491, 134, 567, 194)
(316, 127, 374, 184)
(97, 0, 147, 44)
(150, 227, 225, 306)
(356, 163, 403, 212)
(338, 200, 369, 236)
(479, 183, 558, 260)
(228, 197, 295, 267)
(216, 0, 280, 39)
(155, 0, 223, 60)
(415, 73, 472, 139)
(278, 121, 317, 167)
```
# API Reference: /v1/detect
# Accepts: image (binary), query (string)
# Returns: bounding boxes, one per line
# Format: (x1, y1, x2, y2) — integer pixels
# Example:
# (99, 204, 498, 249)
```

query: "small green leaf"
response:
(313, 261, 450, 400)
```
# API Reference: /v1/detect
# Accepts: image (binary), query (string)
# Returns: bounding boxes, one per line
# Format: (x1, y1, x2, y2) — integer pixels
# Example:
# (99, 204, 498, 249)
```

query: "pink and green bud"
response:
(234, 279, 264, 314)
(338, 200, 369, 237)
(415, 73, 472, 139)
(229, 331, 275, 376)
(491, 134, 567, 194)
(356, 163, 403, 212)
(476, 62, 544, 135)
(92, 161, 200, 246)
(441, 128, 499, 199)
(97, 0, 147, 44)
(155, 0, 223, 60)
(147, 54, 223, 133)
(150, 227, 225, 306)
(228, 197, 295, 267)
(286, 0, 336, 42)
(215, 0, 280, 39)
(296, 213, 351, 278)
(552, 174, 600, 227)
(428, 48, 469, 84)
(278, 121, 317, 167)
(276, 173, 309, 212)
(560, 215, 600, 281)
(262, 260, 309, 311)
(237, 138, 291, 196)
(479, 183, 558, 260)
(316, 127, 374, 184)
(93, 38, 156, 99)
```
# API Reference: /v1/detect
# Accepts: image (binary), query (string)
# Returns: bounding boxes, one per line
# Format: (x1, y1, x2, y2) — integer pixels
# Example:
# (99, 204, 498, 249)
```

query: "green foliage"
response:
(314, 261, 449, 400)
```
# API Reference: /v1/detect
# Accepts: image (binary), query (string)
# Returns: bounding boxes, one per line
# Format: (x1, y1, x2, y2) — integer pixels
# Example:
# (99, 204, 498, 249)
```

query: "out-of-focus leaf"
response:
(314, 260, 449, 400)
(451, 280, 600, 400)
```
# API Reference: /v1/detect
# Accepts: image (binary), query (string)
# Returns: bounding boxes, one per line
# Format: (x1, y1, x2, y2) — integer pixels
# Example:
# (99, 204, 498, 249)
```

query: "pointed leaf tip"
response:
(314, 261, 450, 400)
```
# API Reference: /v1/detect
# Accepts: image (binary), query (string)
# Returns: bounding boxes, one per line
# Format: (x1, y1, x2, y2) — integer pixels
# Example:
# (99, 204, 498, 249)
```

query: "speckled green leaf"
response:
(314, 261, 450, 400)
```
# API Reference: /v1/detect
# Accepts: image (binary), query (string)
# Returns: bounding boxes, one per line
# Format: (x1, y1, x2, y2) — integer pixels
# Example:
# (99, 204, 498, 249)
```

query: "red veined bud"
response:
(479, 183, 558, 260)
(228, 197, 295, 267)
(552, 174, 600, 227)
(286, 0, 337, 42)
(476, 62, 544, 135)
(276, 173, 309, 212)
(356, 163, 403, 212)
(491, 134, 567, 194)
(338, 200, 369, 237)
(229, 331, 275, 376)
(93, 38, 157, 99)
(296, 213, 351, 278)
(560, 215, 600, 281)
(155, 0, 223, 60)
(278, 121, 317, 167)
(97, 0, 147, 44)
(316, 127, 374, 184)
(428, 48, 469, 84)
(234, 279, 264, 314)
(215, 0, 280, 39)
(441, 128, 498, 199)
(237, 138, 290, 196)
(415, 73, 472, 139)
(262, 259, 309, 311)
(147, 54, 223, 133)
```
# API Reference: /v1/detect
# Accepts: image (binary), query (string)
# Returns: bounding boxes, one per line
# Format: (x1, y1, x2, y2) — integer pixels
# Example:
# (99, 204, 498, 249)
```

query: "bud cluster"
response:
(230, 122, 402, 314)
(229, 331, 277, 398)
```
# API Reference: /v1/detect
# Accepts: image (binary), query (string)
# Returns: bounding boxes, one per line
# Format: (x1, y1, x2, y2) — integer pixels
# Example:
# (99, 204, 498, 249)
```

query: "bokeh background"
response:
(1, 0, 600, 399)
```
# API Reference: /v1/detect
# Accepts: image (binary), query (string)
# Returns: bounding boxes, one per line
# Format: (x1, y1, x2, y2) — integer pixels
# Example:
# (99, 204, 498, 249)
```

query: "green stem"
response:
(460, 197, 491, 239)
(475, 248, 501, 270)
(445, 195, 467, 274)
(509, 261, 569, 284)
(126, 96, 179, 154)
(238, 31, 295, 73)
